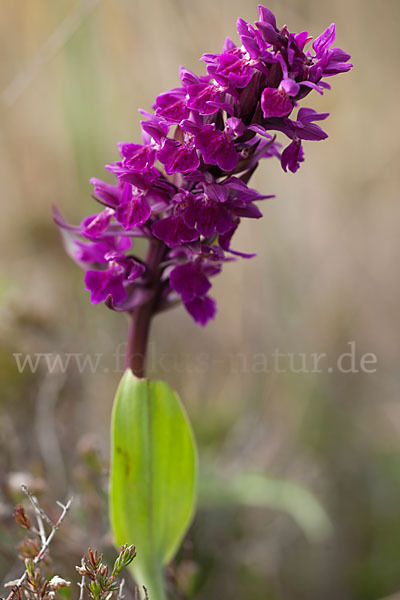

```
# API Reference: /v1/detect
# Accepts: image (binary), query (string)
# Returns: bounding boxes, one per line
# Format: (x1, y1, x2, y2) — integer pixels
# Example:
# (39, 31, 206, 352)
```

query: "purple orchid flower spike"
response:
(54, 4, 351, 375)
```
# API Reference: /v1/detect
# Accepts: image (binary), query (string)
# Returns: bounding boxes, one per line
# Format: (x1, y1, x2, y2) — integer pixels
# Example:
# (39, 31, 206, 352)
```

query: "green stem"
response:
(124, 241, 168, 599)
(132, 562, 167, 600)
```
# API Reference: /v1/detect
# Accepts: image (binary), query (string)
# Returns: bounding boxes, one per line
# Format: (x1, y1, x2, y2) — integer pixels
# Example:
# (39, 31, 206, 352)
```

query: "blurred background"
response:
(1, 0, 399, 598)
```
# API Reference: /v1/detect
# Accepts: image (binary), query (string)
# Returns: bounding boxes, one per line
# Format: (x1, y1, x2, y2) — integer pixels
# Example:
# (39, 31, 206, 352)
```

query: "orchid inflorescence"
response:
(55, 5, 351, 327)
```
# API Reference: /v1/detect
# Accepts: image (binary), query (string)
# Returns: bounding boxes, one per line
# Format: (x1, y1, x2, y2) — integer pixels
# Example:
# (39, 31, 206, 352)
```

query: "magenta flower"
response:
(281, 140, 304, 173)
(115, 183, 151, 230)
(153, 88, 190, 123)
(55, 5, 352, 327)
(261, 79, 299, 118)
(170, 263, 211, 303)
(157, 137, 200, 175)
(152, 218, 195, 247)
(81, 209, 114, 239)
(195, 124, 238, 171)
(84, 254, 145, 305)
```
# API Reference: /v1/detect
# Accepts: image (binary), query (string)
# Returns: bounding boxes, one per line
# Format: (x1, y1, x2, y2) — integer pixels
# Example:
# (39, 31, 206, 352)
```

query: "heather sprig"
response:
(76, 545, 136, 600)
(3, 487, 72, 600)
(54, 4, 351, 375)
(2, 490, 138, 600)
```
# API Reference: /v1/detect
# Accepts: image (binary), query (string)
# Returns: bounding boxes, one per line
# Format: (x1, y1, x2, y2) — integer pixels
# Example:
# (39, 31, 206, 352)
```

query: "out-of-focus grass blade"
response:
(199, 470, 332, 542)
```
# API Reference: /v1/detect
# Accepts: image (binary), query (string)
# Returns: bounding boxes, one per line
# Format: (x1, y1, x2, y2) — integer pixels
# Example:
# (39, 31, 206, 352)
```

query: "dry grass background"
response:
(1, 1, 400, 599)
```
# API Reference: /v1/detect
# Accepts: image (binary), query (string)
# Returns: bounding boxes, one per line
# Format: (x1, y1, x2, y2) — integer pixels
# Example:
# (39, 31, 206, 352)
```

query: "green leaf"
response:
(110, 370, 198, 600)
(199, 470, 332, 543)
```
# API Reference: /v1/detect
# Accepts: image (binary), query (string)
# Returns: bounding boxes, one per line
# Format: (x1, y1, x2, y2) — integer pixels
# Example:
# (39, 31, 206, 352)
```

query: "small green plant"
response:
(76, 546, 137, 600)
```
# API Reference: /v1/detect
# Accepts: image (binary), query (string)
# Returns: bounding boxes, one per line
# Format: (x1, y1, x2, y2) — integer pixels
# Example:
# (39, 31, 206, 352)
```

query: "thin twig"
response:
(38, 499, 73, 561)
(5, 489, 73, 600)
(117, 579, 125, 600)
(21, 485, 51, 545)
(78, 559, 86, 600)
